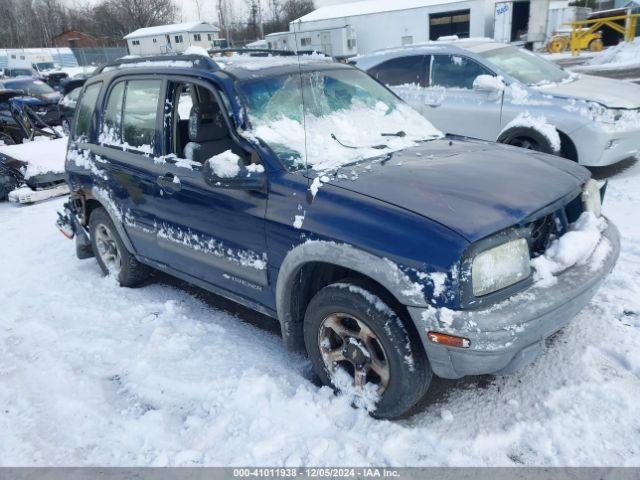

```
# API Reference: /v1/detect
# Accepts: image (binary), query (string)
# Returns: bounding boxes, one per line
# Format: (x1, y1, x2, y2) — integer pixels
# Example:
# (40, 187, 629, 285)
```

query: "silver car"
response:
(353, 40, 640, 166)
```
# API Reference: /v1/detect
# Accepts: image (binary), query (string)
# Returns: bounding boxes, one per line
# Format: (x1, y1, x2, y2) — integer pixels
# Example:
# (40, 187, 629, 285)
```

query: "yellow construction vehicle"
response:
(562, 12, 640, 55)
(547, 29, 603, 53)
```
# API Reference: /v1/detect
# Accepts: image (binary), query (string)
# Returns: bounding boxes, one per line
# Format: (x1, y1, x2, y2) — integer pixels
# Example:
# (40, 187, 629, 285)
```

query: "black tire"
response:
(304, 282, 432, 419)
(497, 126, 560, 156)
(89, 207, 150, 287)
(0, 132, 16, 146)
(0, 174, 19, 201)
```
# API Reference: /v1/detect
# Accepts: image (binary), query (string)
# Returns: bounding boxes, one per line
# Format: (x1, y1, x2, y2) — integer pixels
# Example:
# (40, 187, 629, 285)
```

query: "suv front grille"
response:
(527, 190, 582, 258)
(530, 214, 557, 257)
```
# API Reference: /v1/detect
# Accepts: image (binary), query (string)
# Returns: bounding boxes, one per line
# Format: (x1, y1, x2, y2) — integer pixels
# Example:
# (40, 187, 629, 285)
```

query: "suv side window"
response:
(369, 55, 427, 87)
(101, 81, 125, 145)
(122, 80, 161, 151)
(430, 55, 493, 89)
(74, 82, 101, 140)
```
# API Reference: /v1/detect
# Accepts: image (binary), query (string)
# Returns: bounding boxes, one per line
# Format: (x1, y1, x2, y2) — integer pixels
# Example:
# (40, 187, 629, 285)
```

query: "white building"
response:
(288, 0, 497, 57)
(124, 21, 221, 55)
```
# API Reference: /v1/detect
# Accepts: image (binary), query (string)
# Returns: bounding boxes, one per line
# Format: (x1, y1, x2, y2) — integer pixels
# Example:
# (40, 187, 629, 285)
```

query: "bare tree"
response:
(0, 0, 177, 48)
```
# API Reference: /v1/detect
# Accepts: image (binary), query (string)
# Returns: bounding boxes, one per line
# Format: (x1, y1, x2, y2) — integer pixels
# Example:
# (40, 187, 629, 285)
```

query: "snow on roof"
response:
(363, 37, 497, 56)
(214, 52, 332, 71)
(294, 0, 468, 23)
(124, 22, 219, 40)
(265, 31, 291, 38)
(246, 39, 267, 49)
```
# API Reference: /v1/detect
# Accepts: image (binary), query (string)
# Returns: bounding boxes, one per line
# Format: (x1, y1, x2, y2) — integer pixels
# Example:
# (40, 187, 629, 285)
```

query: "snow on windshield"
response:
(238, 68, 442, 172)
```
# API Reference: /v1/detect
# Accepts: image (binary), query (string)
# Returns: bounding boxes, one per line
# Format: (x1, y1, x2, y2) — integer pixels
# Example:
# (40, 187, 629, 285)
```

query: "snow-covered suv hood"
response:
(327, 138, 590, 242)
(535, 74, 640, 109)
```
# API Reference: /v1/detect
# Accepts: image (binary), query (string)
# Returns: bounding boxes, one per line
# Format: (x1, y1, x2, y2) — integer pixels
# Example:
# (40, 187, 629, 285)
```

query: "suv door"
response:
(151, 78, 270, 305)
(91, 77, 166, 260)
(368, 55, 428, 113)
(423, 54, 502, 140)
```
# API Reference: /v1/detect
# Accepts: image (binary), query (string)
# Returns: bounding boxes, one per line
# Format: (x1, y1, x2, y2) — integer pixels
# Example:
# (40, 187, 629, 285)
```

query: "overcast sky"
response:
(174, 0, 356, 25)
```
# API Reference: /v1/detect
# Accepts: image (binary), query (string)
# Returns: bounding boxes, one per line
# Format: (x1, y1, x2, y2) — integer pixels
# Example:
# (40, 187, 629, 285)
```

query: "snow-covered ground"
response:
(1, 158, 639, 466)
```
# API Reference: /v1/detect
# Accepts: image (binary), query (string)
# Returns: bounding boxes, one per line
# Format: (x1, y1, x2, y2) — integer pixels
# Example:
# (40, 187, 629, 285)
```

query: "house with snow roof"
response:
(124, 22, 221, 56)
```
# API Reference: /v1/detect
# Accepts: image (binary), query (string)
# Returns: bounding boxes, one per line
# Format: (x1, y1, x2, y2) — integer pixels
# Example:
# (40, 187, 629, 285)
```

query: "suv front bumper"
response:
(408, 219, 620, 379)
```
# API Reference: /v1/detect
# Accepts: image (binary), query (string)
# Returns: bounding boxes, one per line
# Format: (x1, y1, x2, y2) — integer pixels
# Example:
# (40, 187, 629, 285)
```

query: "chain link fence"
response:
(71, 47, 129, 66)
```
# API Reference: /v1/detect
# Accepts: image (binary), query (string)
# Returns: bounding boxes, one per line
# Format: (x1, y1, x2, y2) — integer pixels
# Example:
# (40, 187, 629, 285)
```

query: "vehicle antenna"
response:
(292, 20, 310, 178)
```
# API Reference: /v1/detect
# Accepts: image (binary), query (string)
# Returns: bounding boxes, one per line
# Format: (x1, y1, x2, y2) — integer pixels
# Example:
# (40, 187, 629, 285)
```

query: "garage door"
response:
(429, 9, 471, 41)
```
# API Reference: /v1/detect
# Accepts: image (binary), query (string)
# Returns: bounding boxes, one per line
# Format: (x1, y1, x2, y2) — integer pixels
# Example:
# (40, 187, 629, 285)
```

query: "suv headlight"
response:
(472, 238, 531, 297)
(582, 179, 602, 217)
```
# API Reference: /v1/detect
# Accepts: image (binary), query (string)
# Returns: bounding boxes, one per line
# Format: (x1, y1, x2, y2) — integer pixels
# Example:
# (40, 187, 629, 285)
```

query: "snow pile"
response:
(473, 74, 505, 92)
(0, 136, 67, 179)
(331, 368, 381, 412)
(499, 111, 561, 152)
(206, 150, 241, 178)
(531, 212, 608, 287)
(293, 213, 305, 229)
(246, 163, 265, 173)
(215, 52, 332, 71)
(184, 45, 210, 57)
(585, 38, 640, 70)
(249, 101, 441, 172)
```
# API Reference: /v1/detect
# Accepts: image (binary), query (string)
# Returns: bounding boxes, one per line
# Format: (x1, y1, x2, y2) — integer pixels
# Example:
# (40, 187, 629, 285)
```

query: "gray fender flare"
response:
(275, 240, 429, 350)
(90, 186, 137, 254)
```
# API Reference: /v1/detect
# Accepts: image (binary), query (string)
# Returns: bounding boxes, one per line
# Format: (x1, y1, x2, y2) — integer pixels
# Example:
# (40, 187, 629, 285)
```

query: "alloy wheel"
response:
(95, 223, 122, 275)
(318, 312, 390, 393)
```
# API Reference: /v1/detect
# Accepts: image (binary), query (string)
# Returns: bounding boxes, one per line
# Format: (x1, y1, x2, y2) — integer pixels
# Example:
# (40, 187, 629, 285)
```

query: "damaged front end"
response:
(0, 152, 69, 204)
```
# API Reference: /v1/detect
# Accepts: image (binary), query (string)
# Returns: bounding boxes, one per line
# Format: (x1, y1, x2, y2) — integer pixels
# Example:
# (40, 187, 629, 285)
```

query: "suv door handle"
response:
(157, 173, 182, 193)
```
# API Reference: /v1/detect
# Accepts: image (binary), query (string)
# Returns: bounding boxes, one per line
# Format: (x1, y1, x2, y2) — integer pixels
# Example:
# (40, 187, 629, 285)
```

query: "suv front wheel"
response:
(304, 282, 432, 419)
(89, 207, 150, 286)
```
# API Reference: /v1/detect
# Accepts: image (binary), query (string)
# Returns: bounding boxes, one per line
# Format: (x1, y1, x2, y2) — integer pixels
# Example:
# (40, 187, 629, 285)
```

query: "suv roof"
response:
(95, 51, 338, 81)
(352, 39, 507, 68)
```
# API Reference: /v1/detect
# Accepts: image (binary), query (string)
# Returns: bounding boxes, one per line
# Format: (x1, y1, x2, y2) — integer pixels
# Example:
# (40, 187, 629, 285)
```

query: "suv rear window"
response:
(369, 55, 427, 87)
(99, 79, 161, 152)
(430, 55, 493, 89)
(74, 82, 102, 140)
(123, 80, 161, 151)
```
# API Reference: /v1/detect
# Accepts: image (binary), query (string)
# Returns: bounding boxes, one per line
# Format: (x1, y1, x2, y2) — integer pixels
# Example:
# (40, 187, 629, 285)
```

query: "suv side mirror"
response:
(203, 151, 266, 191)
(473, 75, 505, 94)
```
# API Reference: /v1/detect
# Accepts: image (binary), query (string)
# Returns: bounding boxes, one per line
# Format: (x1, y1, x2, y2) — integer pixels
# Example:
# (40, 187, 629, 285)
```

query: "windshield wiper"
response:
(381, 131, 406, 138)
(331, 133, 388, 150)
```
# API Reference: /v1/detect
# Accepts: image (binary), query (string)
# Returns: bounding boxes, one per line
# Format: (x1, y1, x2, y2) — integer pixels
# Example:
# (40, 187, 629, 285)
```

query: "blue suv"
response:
(57, 52, 620, 419)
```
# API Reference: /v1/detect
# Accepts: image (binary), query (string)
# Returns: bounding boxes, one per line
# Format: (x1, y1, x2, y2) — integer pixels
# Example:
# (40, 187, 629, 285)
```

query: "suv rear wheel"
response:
(303, 282, 432, 419)
(89, 207, 150, 286)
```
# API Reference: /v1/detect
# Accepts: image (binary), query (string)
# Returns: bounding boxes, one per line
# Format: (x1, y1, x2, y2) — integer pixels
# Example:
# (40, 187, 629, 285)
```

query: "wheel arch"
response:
(83, 187, 137, 254)
(557, 129, 579, 162)
(275, 241, 429, 351)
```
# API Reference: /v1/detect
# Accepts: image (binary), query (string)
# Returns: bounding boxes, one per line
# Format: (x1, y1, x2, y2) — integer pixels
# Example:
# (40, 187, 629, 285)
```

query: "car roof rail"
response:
(95, 54, 221, 74)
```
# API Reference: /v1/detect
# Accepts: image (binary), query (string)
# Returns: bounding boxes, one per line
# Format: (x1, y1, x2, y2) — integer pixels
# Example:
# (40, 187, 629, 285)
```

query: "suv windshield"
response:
(5, 79, 55, 96)
(480, 46, 571, 85)
(238, 68, 441, 171)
